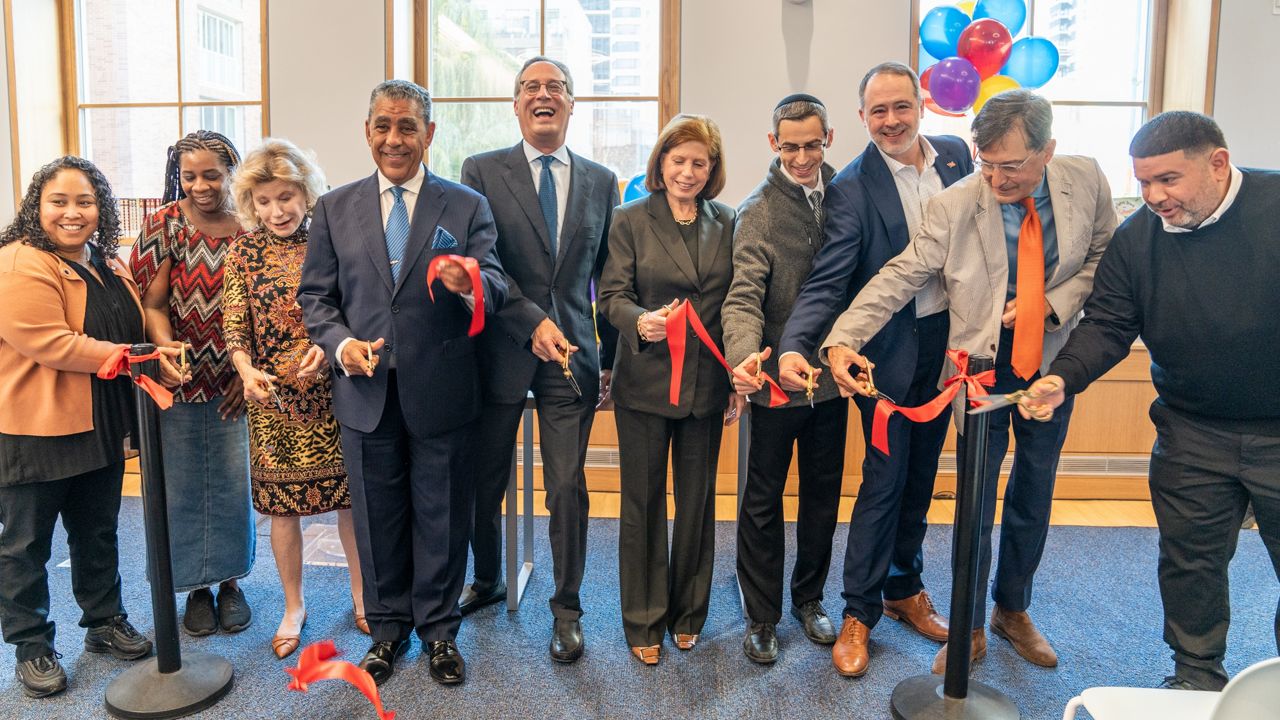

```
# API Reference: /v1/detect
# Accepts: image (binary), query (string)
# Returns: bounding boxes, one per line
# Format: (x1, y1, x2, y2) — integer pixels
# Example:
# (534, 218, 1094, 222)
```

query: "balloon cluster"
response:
(918, 0, 1060, 116)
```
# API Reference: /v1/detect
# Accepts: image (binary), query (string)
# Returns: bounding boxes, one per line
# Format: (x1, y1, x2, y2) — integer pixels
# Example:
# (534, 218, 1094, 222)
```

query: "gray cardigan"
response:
(723, 158, 840, 408)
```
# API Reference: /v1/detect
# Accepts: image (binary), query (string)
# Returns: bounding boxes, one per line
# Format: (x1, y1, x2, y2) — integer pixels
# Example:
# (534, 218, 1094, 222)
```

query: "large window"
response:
(419, 0, 675, 183)
(913, 0, 1159, 197)
(71, 0, 265, 205)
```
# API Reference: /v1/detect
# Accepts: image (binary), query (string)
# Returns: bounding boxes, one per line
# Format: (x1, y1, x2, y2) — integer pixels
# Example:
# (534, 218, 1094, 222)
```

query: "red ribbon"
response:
(426, 254, 485, 337)
(96, 346, 174, 410)
(285, 640, 395, 720)
(870, 348, 995, 456)
(664, 300, 788, 408)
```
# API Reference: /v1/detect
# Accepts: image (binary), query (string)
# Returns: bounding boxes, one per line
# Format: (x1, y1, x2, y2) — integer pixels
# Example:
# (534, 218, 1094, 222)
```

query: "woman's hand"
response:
(296, 344, 328, 379)
(219, 374, 248, 420)
(155, 343, 188, 389)
(237, 364, 276, 405)
(638, 298, 680, 343)
(724, 392, 747, 426)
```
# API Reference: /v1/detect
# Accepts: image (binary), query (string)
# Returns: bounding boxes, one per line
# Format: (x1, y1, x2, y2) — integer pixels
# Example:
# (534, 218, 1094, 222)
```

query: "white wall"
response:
(1213, 2, 1280, 169)
(268, 0, 387, 189)
(681, 0, 908, 205)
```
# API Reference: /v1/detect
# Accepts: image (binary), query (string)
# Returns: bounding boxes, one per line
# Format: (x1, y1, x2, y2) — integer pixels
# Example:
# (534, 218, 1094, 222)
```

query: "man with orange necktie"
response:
(819, 90, 1116, 673)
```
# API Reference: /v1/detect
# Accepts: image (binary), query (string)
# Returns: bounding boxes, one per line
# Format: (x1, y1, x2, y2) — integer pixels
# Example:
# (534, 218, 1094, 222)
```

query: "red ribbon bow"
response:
(664, 300, 789, 408)
(96, 346, 174, 409)
(285, 640, 395, 720)
(426, 254, 485, 337)
(870, 349, 995, 456)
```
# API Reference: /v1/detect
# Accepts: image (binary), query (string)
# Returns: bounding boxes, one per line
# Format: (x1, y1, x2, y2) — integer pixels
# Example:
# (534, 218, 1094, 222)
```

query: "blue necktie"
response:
(385, 186, 409, 283)
(538, 155, 558, 261)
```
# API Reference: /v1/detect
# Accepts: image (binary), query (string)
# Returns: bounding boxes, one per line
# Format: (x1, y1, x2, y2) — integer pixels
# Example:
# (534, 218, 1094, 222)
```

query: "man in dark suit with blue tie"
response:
(458, 57, 619, 663)
(298, 79, 507, 687)
(776, 62, 972, 677)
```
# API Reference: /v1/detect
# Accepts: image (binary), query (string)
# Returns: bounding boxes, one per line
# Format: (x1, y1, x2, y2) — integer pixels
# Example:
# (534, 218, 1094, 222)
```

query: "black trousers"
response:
(736, 397, 847, 624)
(842, 310, 950, 627)
(1147, 401, 1280, 690)
(0, 462, 127, 661)
(470, 361, 595, 619)
(340, 372, 473, 643)
(615, 407, 723, 647)
(957, 328, 1074, 627)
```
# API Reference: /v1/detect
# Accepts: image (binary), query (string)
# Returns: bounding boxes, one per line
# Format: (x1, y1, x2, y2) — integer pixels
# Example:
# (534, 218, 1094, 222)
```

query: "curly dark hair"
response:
(0, 155, 122, 258)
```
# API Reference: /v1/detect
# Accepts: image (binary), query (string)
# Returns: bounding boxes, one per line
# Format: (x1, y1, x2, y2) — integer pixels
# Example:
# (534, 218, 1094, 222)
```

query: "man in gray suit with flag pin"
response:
(459, 56, 620, 664)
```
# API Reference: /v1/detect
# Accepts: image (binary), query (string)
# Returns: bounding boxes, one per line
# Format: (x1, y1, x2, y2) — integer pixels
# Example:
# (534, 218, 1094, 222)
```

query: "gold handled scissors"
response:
(967, 390, 1030, 415)
(863, 361, 895, 405)
(263, 375, 285, 412)
(805, 368, 815, 408)
(560, 344, 582, 398)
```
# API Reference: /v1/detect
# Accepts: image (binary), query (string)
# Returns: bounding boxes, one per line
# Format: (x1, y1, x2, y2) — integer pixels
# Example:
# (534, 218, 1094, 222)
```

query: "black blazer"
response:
(599, 192, 735, 419)
(461, 143, 620, 403)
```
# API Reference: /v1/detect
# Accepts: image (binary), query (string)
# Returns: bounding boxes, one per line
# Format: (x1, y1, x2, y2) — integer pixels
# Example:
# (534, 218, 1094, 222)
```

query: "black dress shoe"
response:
(458, 581, 507, 616)
(358, 639, 409, 686)
(791, 600, 837, 645)
(14, 653, 66, 698)
(743, 622, 778, 664)
(84, 616, 153, 660)
(549, 618, 584, 663)
(427, 640, 465, 685)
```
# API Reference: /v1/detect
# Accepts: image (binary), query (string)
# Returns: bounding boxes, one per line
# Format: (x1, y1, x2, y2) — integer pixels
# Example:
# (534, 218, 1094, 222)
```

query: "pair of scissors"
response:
(805, 369, 815, 408)
(863, 362, 895, 405)
(560, 344, 582, 398)
(263, 375, 285, 412)
(178, 343, 189, 382)
(966, 389, 1031, 415)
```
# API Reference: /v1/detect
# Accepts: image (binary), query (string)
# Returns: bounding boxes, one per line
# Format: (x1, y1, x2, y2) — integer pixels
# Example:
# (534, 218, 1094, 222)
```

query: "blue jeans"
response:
(159, 399, 254, 591)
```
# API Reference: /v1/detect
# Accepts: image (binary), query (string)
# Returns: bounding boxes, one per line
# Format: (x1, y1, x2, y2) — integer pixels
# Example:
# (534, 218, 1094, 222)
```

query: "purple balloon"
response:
(929, 56, 982, 112)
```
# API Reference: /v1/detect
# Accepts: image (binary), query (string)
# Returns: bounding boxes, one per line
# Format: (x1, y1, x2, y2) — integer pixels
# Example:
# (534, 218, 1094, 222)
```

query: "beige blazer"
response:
(821, 154, 1117, 392)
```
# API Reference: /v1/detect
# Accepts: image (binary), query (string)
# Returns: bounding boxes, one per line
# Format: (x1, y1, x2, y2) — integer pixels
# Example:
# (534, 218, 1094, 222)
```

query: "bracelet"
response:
(637, 313, 649, 342)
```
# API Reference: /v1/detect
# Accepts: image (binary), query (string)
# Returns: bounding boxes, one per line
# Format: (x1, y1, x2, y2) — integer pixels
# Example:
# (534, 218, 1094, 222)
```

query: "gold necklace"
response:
(675, 208, 698, 226)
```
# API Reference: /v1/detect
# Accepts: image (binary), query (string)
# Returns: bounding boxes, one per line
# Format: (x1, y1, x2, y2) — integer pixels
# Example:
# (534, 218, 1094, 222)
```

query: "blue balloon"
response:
(623, 173, 650, 203)
(1001, 37, 1059, 89)
(973, 0, 1027, 36)
(919, 7, 969, 60)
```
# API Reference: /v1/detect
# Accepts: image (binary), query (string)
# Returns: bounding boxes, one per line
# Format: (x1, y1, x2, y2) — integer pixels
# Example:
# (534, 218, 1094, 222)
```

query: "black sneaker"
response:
(183, 588, 218, 636)
(15, 652, 66, 698)
(216, 584, 252, 633)
(84, 616, 153, 660)
(1157, 675, 1203, 691)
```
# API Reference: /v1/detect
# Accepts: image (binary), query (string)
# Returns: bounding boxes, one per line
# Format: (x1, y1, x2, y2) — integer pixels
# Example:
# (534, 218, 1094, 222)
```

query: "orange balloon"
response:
(972, 75, 1020, 115)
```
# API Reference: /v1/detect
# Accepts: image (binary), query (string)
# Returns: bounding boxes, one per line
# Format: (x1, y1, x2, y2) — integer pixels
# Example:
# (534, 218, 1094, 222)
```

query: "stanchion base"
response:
(104, 652, 233, 719)
(890, 674, 1019, 720)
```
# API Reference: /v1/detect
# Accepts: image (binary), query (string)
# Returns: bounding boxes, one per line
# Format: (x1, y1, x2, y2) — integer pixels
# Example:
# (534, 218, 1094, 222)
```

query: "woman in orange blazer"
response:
(0, 156, 180, 700)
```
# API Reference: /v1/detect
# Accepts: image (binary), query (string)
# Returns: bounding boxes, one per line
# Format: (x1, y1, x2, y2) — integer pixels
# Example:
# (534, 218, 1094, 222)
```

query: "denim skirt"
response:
(159, 399, 255, 591)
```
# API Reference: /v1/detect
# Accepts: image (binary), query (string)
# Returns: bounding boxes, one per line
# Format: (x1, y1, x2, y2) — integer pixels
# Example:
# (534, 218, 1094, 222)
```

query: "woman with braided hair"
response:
(129, 130, 256, 637)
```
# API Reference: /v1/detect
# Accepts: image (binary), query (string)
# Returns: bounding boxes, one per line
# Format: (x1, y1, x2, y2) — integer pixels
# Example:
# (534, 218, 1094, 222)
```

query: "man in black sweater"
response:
(1025, 111, 1280, 691)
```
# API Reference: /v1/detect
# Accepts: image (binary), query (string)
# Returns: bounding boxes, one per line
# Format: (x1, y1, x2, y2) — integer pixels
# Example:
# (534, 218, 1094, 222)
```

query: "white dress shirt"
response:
(876, 137, 947, 317)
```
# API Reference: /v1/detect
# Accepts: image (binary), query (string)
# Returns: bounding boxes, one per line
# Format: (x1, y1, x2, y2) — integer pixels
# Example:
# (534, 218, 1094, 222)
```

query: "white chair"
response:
(1061, 657, 1280, 720)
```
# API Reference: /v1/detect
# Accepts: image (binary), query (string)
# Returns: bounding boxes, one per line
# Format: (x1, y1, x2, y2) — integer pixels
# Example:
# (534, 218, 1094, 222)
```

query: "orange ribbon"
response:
(285, 640, 395, 720)
(426, 254, 485, 337)
(870, 349, 995, 456)
(96, 346, 174, 410)
(664, 300, 788, 408)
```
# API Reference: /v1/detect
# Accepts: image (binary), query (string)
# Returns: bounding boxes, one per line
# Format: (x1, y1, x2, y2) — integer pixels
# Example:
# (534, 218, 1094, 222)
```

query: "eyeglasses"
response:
(521, 80, 568, 96)
(975, 153, 1037, 177)
(777, 140, 827, 155)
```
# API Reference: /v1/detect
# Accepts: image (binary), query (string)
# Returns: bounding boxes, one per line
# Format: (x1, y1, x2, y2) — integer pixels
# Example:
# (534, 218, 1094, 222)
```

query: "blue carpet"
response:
(0, 497, 1276, 719)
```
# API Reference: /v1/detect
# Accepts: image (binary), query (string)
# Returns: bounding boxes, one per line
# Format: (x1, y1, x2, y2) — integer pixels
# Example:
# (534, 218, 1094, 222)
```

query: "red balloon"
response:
(921, 65, 933, 91)
(957, 18, 1013, 79)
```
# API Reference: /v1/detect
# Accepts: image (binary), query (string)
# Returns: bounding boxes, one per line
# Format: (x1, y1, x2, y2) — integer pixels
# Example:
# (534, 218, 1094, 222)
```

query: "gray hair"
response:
(858, 61, 921, 108)
(772, 100, 830, 136)
(513, 56, 575, 99)
(971, 89, 1052, 152)
(368, 79, 432, 124)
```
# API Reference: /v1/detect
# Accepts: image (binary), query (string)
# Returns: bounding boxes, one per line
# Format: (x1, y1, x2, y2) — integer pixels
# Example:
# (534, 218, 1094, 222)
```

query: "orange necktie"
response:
(1011, 197, 1045, 380)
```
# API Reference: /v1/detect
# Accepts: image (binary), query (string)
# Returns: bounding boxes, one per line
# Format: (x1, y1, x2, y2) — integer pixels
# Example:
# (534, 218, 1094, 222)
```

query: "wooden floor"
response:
(122, 461, 1158, 528)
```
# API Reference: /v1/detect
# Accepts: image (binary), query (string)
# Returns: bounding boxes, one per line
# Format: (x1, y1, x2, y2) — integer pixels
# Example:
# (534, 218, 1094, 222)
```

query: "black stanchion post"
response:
(889, 354, 1018, 720)
(105, 343, 234, 719)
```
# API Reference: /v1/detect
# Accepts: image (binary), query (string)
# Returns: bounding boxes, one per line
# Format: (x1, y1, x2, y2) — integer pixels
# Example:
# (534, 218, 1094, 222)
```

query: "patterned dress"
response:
(223, 227, 350, 517)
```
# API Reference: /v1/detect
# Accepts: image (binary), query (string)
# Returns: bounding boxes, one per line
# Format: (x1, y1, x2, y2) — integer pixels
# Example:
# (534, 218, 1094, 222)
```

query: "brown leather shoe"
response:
(672, 633, 699, 650)
(630, 645, 660, 665)
(354, 610, 370, 635)
(271, 612, 306, 660)
(931, 629, 986, 674)
(883, 591, 950, 642)
(832, 616, 871, 678)
(990, 605, 1057, 667)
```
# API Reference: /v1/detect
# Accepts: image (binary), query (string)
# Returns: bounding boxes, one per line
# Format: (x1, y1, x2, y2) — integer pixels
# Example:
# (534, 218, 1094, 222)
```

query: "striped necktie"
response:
(809, 189, 824, 227)
(538, 155, 559, 260)
(385, 186, 409, 283)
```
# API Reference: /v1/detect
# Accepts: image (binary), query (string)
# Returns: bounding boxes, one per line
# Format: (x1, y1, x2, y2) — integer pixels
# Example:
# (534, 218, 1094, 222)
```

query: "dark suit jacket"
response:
(778, 135, 972, 399)
(599, 192, 735, 420)
(298, 169, 507, 435)
(461, 143, 620, 404)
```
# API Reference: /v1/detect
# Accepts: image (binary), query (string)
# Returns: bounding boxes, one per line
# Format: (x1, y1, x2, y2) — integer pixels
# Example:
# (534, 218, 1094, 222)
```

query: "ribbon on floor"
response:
(96, 346, 174, 409)
(870, 348, 995, 456)
(426, 254, 485, 337)
(664, 300, 788, 408)
(285, 640, 395, 720)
